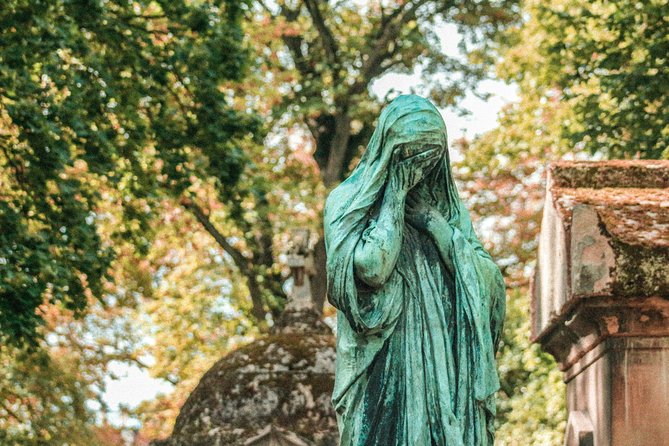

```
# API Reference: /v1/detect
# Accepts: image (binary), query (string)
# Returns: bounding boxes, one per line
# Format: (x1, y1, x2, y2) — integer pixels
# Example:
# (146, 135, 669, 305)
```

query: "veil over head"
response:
(324, 95, 505, 445)
(326, 95, 461, 230)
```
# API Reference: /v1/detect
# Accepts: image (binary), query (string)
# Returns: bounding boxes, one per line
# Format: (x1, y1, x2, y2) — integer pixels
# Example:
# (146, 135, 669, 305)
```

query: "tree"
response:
(256, 0, 519, 184)
(0, 347, 103, 445)
(0, 0, 256, 345)
(197, 0, 523, 316)
(123, 198, 263, 439)
(0, 287, 144, 445)
(496, 0, 668, 160)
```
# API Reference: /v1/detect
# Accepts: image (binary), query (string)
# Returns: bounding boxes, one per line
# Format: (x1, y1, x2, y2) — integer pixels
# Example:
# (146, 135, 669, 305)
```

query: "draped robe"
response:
(324, 95, 505, 446)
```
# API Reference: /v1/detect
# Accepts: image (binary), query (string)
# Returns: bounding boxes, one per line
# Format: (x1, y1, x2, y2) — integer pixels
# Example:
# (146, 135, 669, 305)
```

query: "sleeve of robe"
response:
(324, 200, 407, 415)
(445, 204, 505, 444)
(452, 205, 506, 354)
(324, 204, 405, 336)
(444, 203, 506, 410)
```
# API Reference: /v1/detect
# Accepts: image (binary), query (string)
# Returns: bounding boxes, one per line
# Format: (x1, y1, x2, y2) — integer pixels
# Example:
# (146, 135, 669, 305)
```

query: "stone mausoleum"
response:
(532, 160, 669, 445)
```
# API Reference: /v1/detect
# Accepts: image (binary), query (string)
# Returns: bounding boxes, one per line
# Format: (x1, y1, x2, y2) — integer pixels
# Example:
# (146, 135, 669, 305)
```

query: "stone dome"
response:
(152, 313, 337, 446)
(152, 230, 338, 446)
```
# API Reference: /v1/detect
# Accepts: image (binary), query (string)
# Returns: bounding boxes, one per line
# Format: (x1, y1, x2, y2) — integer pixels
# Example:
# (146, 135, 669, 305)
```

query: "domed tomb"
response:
(152, 231, 338, 446)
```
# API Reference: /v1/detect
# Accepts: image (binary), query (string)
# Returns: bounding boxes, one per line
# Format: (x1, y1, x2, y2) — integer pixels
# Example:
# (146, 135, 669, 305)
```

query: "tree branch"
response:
(0, 399, 22, 422)
(349, 0, 432, 96)
(323, 111, 352, 186)
(276, 5, 322, 85)
(257, 0, 275, 16)
(302, 0, 339, 65)
(180, 197, 266, 321)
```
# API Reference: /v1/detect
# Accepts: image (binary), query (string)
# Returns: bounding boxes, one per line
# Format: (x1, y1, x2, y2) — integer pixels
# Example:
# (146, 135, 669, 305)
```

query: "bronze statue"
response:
(324, 95, 505, 445)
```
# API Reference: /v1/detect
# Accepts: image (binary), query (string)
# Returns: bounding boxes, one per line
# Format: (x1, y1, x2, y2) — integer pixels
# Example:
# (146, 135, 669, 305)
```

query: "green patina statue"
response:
(324, 95, 506, 446)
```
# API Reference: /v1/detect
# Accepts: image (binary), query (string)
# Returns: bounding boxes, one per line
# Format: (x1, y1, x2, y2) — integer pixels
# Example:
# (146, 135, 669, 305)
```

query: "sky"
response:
(101, 21, 518, 430)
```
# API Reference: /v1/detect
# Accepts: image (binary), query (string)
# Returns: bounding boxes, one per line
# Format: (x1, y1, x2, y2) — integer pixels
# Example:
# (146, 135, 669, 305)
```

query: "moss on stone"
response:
(552, 187, 669, 248)
(550, 160, 669, 189)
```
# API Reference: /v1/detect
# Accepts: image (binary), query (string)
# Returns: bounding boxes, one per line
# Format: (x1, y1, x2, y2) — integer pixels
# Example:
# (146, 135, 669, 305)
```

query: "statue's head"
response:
(325, 94, 460, 230)
(381, 95, 448, 183)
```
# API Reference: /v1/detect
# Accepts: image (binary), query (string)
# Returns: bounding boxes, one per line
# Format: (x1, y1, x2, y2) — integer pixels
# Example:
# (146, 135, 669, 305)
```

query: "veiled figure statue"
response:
(324, 95, 506, 446)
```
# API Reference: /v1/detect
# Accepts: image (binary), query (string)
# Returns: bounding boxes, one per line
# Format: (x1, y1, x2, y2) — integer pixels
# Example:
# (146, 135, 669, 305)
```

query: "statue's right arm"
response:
(353, 177, 406, 289)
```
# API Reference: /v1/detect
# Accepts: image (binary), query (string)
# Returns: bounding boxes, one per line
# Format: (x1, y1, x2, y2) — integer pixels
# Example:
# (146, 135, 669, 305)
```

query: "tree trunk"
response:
(322, 112, 352, 187)
(310, 111, 354, 313)
(310, 235, 327, 314)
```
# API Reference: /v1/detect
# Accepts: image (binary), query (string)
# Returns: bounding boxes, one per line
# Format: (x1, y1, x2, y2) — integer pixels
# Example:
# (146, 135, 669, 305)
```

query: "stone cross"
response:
(274, 228, 330, 335)
(284, 228, 316, 312)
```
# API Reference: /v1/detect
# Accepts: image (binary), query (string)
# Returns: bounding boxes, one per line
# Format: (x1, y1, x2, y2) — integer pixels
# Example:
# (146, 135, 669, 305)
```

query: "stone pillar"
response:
(531, 161, 669, 446)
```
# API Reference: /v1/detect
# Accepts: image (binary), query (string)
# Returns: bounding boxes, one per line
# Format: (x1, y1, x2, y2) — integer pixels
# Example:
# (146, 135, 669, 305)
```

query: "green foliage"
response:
(495, 289, 566, 445)
(499, 0, 669, 159)
(0, 0, 256, 346)
(7, 0, 666, 443)
(0, 347, 100, 445)
(0, 290, 144, 445)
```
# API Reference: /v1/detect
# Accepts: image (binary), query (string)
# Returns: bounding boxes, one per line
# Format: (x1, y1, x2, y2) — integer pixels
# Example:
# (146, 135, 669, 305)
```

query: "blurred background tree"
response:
(1, 0, 255, 442)
(1, 0, 667, 444)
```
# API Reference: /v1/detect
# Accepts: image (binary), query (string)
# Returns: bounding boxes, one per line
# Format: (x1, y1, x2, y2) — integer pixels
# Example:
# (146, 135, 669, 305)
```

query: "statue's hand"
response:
(405, 194, 453, 241)
(390, 148, 440, 193)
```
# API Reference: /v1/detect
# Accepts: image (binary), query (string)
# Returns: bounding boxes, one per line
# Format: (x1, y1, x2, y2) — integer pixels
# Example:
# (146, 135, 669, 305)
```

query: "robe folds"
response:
(324, 95, 506, 446)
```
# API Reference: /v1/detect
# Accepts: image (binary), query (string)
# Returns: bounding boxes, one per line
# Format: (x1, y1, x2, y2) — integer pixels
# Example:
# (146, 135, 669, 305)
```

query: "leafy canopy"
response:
(0, 0, 256, 346)
(497, 0, 668, 159)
